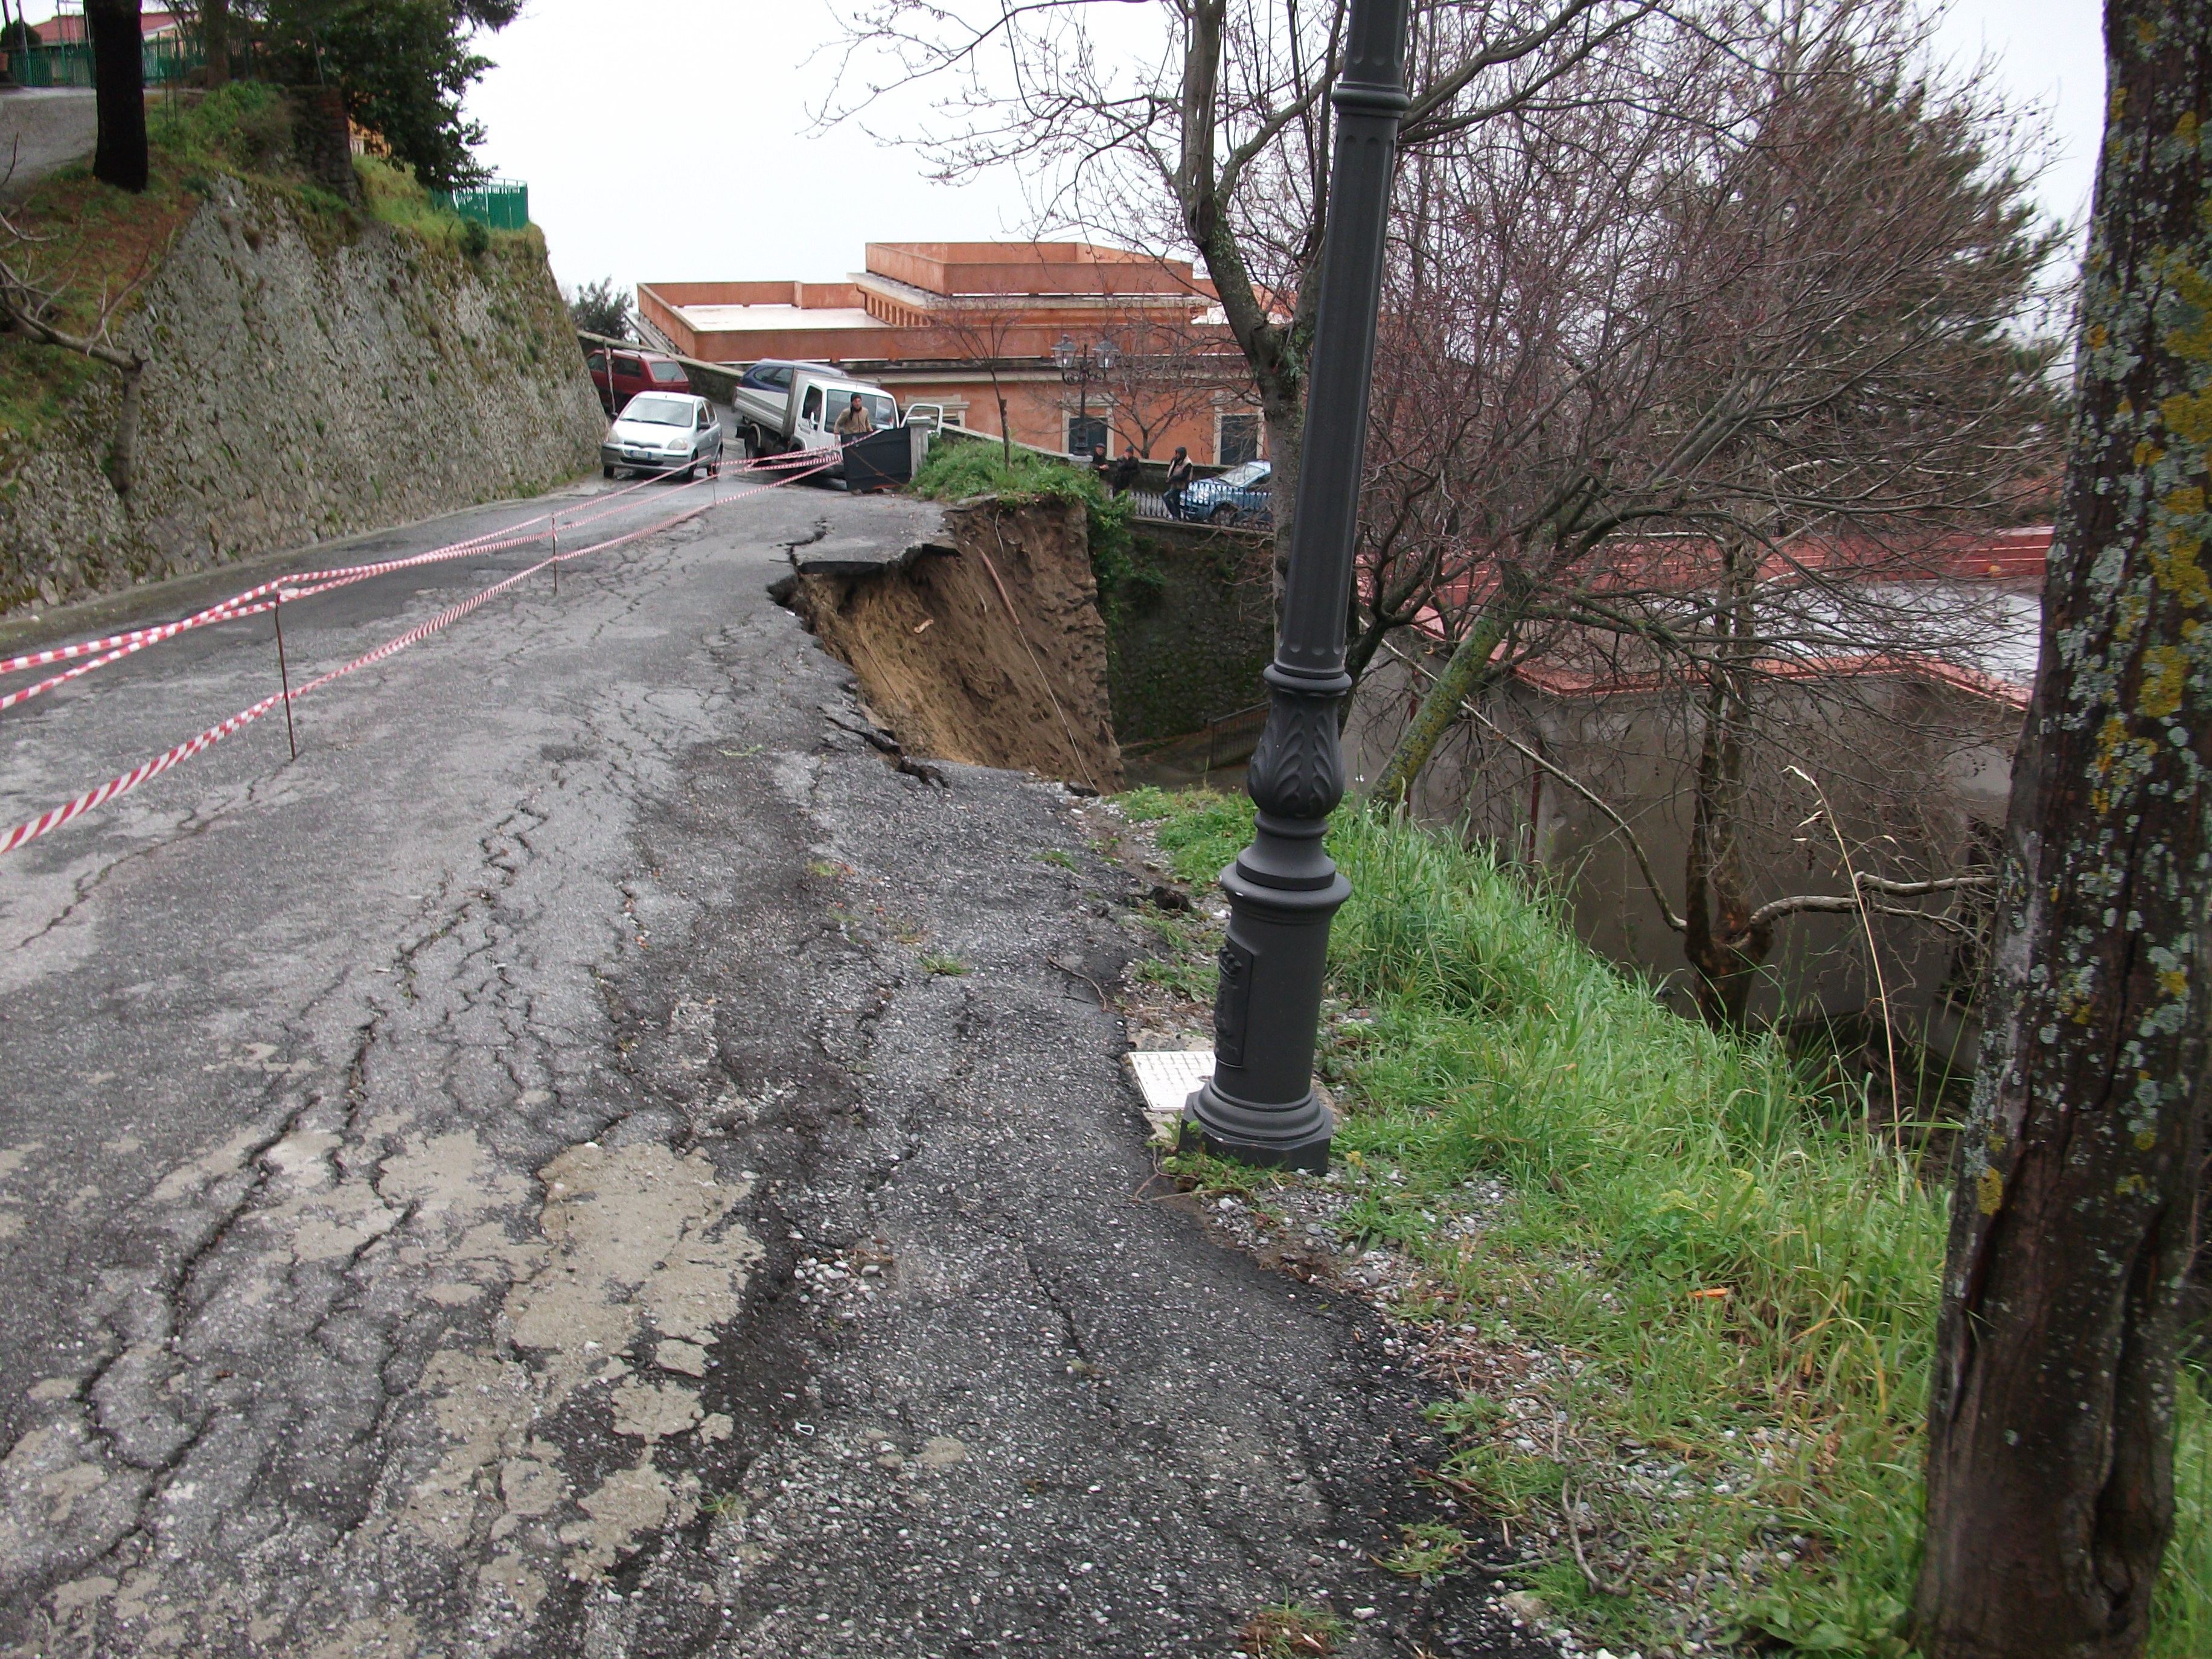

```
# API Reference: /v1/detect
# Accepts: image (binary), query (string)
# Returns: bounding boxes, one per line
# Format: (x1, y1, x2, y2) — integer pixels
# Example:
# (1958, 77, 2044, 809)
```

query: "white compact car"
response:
(601, 392, 724, 481)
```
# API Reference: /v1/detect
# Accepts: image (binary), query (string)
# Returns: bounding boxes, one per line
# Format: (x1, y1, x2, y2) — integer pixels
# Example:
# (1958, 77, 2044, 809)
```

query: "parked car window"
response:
(695, 404, 711, 428)
(802, 386, 823, 425)
(621, 395, 692, 426)
(650, 361, 688, 384)
(756, 364, 794, 389)
(1220, 461, 1271, 487)
(861, 394, 897, 430)
(586, 351, 606, 374)
(616, 356, 644, 379)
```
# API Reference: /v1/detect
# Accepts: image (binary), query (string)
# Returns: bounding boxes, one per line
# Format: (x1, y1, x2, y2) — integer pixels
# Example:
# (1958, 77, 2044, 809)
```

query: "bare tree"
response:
(926, 295, 1029, 467)
(1914, 4, 2212, 1652)
(821, 0, 1659, 590)
(1094, 312, 1242, 461)
(1382, 595, 2015, 1037)
(1369, 0, 2065, 802)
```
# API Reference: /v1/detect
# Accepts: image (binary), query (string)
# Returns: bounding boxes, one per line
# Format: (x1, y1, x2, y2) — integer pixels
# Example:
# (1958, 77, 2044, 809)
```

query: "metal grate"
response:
(1203, 700, 1271, 784)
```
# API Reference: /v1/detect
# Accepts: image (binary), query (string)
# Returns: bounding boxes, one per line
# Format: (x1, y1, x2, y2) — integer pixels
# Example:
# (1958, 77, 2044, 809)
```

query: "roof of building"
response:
(675, 305, 888, 335)
(24, 10, 180, 42)
(637, 241, 1235, 368)
(1404, 526, 2052, 710)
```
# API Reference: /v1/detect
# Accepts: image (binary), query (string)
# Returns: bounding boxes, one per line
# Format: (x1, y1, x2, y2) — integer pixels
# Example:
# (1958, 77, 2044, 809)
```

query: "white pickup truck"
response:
(727, 360, 941, 471)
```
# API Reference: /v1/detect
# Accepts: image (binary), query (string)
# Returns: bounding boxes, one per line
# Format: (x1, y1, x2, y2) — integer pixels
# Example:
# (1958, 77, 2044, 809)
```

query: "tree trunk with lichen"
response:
(1913, 5, 2212, 1655)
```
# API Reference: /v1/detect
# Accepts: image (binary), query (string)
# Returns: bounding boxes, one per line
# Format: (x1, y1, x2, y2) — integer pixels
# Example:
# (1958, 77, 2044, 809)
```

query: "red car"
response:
(587, 348, 691, 414)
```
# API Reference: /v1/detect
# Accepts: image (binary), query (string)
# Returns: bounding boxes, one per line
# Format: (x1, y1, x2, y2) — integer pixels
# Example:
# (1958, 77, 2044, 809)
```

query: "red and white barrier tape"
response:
(2, 447, 833, 690)
(0, 470, 730, 712)
(0, 449, 769, 685)
(0, 456, 830, 856)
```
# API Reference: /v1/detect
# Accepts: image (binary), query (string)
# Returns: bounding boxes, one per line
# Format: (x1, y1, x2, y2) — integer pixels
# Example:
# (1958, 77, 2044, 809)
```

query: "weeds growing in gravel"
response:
(1117, 787, 2212, 1658)
(1238, 1600, 1347, 1657)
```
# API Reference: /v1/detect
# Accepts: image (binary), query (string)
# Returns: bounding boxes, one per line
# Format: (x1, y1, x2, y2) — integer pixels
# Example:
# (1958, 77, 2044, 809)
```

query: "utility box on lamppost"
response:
(1182, 0, 1410, 1171)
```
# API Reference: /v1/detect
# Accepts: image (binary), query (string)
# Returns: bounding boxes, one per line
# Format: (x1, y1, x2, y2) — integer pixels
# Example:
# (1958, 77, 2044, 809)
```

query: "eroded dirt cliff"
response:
(786, 498, 1124, 792)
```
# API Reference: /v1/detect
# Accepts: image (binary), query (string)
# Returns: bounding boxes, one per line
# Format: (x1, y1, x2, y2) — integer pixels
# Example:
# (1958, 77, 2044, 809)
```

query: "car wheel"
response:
(1207, 505, 1233, 524)
(602, 464, 615, 479)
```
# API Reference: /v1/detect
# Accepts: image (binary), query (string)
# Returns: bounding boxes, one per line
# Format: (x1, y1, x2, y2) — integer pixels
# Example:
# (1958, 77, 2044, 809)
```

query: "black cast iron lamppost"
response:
(1052, 333, 1118, 455)
(1183, 0, 1409, 1172)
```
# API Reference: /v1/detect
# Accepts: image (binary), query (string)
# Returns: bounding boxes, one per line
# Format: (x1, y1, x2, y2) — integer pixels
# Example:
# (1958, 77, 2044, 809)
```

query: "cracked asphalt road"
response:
(0, 481, 1525, 1657)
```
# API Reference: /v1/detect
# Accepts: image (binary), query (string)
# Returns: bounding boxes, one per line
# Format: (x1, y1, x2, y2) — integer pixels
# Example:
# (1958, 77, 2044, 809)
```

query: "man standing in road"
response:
(835, 394, 875, 441)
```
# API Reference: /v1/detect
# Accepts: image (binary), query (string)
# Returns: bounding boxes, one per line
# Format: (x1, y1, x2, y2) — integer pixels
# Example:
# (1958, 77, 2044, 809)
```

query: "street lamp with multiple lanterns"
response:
(1051, 333, 1118, 456)
(1182, 0, 1410, 1172)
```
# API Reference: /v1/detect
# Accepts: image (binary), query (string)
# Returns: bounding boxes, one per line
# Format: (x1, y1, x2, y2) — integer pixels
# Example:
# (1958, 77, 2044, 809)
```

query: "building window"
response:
(1217, 411, 1261, 465)
(1066, 414, 1110, 457)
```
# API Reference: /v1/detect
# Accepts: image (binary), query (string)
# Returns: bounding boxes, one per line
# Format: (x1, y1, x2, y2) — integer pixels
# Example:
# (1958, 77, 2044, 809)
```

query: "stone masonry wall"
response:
(1102, 522, 1276, 743)
(0, 174, 605, 614)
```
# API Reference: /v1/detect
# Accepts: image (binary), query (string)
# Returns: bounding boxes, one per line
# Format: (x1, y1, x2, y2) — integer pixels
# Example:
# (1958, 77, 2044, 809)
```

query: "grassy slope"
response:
(0, 85, 539, 449)
(1120, 787, 2211, 1659)
(909, 440, 1143, 589)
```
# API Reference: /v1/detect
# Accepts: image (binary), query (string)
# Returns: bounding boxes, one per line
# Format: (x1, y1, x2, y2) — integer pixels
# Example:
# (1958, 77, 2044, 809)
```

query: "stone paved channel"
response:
(0, 482, 1530, 1657)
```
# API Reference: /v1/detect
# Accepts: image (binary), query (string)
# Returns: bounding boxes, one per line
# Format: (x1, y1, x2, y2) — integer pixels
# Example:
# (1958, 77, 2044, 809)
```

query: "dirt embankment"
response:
(785, 498, 1123, 792)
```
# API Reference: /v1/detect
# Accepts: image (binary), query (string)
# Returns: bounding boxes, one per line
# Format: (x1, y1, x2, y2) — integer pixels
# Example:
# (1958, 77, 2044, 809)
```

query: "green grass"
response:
(1119, 786, 2212, 1657)
(1237, 1601, 1348, 1657)
(919, 953, 968, 977)
(909, 440, 1137, 587)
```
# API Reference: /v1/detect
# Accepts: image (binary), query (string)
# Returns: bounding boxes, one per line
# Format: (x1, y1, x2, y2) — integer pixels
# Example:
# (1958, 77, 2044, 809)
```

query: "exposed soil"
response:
(788, 498, 1124, 793)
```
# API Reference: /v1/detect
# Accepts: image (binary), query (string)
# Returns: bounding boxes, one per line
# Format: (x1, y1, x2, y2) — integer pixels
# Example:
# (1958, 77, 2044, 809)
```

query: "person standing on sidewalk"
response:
(1162, 447, 1193, 520)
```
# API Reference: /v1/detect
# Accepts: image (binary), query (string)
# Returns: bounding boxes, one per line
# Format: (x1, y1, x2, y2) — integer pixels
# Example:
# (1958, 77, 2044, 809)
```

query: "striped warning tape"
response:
(0, 468, 734, 712)
(0, 455, 831, 855)
(1, 446, 835, 689)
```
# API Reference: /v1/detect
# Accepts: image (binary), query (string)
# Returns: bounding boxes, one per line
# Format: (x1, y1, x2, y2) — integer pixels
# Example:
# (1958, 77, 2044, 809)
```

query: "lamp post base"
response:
(1181, 1078, 1334, 1172)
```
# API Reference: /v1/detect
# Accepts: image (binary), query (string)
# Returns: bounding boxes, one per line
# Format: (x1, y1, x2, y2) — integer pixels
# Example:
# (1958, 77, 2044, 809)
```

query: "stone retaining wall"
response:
(1, 175, 604, 615)
(1102, 521, 1274, 744)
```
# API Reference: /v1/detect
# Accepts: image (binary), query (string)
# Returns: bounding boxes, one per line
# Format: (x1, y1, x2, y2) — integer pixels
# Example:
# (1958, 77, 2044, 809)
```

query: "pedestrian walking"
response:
(1163, 447, 1193, 520)
(1111, 445, 1141, 497)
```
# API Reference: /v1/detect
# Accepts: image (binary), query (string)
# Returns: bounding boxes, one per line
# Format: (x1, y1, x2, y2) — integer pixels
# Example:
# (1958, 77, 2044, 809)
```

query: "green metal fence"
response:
(7, 36, 203, 89)
(432, 179, 530, 231)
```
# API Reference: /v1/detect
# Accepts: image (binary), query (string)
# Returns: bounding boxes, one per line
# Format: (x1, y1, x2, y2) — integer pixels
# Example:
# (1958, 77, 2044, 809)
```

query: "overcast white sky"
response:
(466, 0, 2108, 304)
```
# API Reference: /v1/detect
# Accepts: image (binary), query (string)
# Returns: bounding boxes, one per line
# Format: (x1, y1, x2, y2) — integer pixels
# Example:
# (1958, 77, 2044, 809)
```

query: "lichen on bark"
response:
(1914, 5, 2212, 1656)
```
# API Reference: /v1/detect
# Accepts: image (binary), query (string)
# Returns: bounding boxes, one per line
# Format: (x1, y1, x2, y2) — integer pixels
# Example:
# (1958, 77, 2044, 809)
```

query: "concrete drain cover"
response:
(1125, 1048, 1214, 1143)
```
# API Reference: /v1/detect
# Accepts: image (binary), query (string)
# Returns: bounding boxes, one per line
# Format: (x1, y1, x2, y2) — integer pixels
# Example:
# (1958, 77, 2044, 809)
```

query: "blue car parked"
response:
(1180, 460, 1273, 527)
